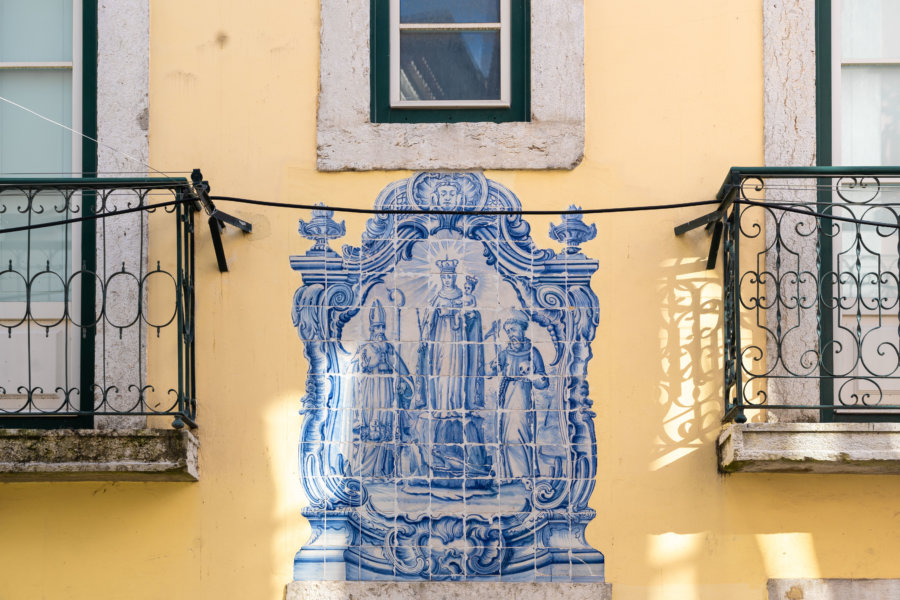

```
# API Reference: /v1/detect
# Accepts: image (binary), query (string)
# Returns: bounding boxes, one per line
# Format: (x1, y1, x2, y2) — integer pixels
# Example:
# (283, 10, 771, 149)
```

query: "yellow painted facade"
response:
(2, 1, 900, 599)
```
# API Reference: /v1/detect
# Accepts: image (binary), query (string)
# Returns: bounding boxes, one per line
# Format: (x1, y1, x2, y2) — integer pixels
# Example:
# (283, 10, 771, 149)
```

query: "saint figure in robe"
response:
(350, 299, 413, 477)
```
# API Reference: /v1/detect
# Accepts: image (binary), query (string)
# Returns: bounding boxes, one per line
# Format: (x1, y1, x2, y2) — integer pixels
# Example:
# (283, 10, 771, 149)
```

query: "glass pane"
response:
(0, 192, 72, 302)
(0, 69, 72, 174)
(0, 0, 73, 62)
(399, 31, 501, 101)
(841, 65, 900, 165)
(400, 0, 500, 24)
(0, 326, 76, 411)
(0, 69, 73, 302)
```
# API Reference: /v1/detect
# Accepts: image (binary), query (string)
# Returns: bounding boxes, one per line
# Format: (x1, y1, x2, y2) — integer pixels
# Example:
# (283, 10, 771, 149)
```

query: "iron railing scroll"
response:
(0, 177, 198, 429)
(678, 167, 900, 424)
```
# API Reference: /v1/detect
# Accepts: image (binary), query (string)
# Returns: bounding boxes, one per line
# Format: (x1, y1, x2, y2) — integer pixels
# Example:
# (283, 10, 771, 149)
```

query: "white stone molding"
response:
(95, 0, 150, 428)
(764, 0, 817, 169)
(762, 0, 820, 422)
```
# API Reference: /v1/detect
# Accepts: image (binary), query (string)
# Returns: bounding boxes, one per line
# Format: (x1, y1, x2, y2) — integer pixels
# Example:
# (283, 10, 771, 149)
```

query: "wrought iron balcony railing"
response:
(0, 177, 197, 429)
(679, 167, 900, 424)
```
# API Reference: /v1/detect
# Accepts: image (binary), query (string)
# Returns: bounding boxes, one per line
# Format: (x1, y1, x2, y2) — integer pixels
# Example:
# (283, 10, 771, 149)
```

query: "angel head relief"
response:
(432, 178, 464, 210)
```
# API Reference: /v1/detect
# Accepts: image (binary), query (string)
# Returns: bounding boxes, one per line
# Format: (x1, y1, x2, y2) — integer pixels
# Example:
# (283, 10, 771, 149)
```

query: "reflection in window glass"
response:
(842, 66, 900, 165)
(0, 68, 74, 304)
(399, 31, 501, 101)
(400, 0, 500, 24)
(0, 194, 72, 303)
(835, 186, 900, 305)
(0, 0, 73, 62)
(842, 0, 900, 59)
(0, 70, 73, 174)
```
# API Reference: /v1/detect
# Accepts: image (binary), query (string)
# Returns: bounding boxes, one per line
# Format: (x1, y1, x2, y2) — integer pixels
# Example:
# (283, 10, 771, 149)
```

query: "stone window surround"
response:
(94, 0, 152, 429)
(716, 0, 900, 475)
(316, 0, 585, 171)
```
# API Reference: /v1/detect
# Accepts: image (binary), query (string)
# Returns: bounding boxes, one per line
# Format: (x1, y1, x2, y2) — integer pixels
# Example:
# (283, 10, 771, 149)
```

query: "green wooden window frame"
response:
(815, 0, 835, 423)
(370, 0, 530, 123)
(78, 0, 98, 430)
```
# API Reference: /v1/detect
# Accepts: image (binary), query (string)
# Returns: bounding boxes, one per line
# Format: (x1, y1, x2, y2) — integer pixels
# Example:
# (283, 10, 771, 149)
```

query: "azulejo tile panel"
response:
(290, 173, 604, 582)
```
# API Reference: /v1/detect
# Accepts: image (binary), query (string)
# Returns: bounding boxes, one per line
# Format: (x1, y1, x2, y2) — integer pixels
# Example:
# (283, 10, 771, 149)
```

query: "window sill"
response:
(717, 423, 900, 474)
(317, 121, 585, 171)
(0, 428, 198, 482)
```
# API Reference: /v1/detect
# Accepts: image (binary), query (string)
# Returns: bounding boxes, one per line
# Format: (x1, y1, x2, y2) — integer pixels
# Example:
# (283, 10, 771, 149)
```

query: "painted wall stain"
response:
(785, 585, 804, 599)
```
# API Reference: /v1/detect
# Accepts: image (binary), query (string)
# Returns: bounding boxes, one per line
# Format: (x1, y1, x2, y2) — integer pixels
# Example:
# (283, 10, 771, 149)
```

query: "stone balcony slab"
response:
(718, 422, 900, 474)
(0, 428, 198, 482)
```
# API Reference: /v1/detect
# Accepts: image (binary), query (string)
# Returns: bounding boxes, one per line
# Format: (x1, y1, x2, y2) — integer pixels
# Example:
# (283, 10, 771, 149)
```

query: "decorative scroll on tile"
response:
(290, 173, 604, 582)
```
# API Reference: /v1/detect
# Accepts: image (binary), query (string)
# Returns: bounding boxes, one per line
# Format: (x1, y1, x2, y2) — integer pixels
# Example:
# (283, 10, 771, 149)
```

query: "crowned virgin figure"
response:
(417, 258, 492, 487)
(350, 299, 413, 477)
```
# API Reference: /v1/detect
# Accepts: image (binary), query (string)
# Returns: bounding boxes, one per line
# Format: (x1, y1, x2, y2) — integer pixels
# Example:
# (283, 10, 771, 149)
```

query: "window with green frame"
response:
(370, 0, 530, 123)
(0, 0, 97, 428)
(817, 0, 900, 421)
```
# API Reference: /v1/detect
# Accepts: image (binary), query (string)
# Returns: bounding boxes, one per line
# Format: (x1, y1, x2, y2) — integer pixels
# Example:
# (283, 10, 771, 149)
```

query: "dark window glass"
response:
(399, 31, 501, 101)
(400, 0, 500, 24)
(371, 0, 529, 123)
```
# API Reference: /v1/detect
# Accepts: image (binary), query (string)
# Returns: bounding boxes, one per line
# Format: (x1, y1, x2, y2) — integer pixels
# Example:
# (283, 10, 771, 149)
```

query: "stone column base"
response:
(286, 582, 613, 600)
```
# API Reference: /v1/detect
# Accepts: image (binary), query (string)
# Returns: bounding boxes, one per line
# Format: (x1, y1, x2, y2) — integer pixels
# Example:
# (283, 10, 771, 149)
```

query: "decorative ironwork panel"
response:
(290, 173, 605, 581)
(717, 170, 900, 422)
(0, 178, 196, 429)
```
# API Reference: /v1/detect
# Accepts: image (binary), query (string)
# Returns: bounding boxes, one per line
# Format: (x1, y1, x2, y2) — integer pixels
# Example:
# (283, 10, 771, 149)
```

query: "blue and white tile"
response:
(290, 172, 604, 581)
